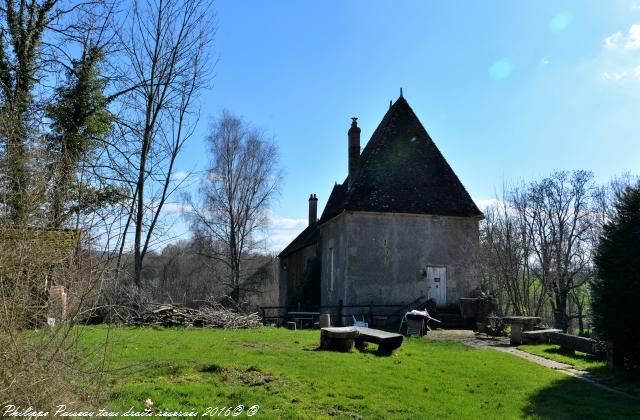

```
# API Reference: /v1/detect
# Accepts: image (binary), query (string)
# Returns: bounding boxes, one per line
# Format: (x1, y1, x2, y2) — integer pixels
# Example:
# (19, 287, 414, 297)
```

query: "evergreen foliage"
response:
(45, 45, 117, 227)
(592, 186, 640, 371)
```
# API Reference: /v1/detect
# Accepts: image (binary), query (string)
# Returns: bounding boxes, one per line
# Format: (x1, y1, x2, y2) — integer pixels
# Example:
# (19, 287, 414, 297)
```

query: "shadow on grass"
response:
(540, 346, 603, 364)
(586, 366, 640, 397)
(520, 344, 640, 398)
(303, 344, 395, 357)
(523, 375, 640, 419)
(355, 345, 394, 357)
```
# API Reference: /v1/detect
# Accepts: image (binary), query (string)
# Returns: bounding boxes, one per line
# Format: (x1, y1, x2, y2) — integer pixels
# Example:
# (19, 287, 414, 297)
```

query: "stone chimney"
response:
(308, 194, 318, 226)
(348, 117, 361, 189)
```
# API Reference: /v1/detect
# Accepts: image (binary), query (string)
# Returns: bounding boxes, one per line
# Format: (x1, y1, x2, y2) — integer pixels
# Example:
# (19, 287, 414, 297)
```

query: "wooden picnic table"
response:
(501, 316, 541, 345)
(288, 311, 320, 329)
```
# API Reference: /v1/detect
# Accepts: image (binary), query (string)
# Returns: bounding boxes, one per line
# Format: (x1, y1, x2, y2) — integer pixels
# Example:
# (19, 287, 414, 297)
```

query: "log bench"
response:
(521, 329, 562, 344)
(320, 327, 358, 352)
(320, 327, 403, 353)
(355, 327, 403, 352)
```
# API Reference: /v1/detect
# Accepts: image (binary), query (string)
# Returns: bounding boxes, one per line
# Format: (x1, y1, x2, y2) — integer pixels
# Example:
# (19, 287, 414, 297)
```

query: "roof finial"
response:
(400, 87, 403, 98)
(389, 100, 392, 109)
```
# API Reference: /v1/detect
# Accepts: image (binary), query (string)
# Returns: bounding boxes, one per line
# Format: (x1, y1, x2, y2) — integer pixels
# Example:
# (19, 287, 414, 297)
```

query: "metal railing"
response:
(259, 300, 414, 328)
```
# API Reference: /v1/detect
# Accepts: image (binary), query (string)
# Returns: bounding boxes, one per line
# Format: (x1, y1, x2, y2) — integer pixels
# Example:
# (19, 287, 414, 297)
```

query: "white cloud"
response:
(600, 24, 640, 84)
(266, 232, 303, 252)
(173, 170, 188, 181)
(266, 211, 307, 230)
(602, 25, 640, 50)
(626, 24, 640, 49)
(255, 210, 309, 252)
(163, 202, 193, 214)
(603, 71, 629, 81)
(603, 31, 622, 48)
(474, 198, 499, 211)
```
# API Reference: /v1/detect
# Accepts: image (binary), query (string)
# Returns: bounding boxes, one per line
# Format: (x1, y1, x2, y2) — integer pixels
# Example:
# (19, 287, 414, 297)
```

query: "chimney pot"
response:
(308, 193, 318, 226)
(348, 117, 361, 189)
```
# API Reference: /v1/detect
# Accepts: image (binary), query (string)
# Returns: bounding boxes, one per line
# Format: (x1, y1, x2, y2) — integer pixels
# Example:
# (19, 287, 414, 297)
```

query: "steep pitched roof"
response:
(320, 96, 483, 223)
(278, 224, 319, 258)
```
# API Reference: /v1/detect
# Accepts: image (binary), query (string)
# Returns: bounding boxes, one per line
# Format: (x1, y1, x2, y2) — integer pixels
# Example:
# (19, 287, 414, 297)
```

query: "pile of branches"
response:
(129, 303, 263, 328)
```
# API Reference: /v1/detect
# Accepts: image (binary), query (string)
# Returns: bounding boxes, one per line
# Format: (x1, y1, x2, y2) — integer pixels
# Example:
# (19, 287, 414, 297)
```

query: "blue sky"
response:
(165, 0, 640, 252)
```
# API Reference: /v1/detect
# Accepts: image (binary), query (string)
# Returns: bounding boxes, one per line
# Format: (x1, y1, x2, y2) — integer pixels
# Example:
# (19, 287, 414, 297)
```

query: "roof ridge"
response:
(347, 96, 404, 194)
(317, 95, 483, 226)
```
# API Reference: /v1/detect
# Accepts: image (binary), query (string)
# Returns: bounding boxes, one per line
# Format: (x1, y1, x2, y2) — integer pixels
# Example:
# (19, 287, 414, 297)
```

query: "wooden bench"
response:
(521, 329, 562, 344)
(355, 327, 403, 352)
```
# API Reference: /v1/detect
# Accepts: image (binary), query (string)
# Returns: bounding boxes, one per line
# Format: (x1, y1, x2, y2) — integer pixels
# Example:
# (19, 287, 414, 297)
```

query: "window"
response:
(329, 247, 334, 292)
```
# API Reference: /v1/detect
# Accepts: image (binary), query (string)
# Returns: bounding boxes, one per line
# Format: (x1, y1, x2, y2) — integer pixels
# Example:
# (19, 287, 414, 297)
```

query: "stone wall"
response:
(319, 214, 349, 307)
(320, 211, 480, 308)
(279, 243, 318, 308)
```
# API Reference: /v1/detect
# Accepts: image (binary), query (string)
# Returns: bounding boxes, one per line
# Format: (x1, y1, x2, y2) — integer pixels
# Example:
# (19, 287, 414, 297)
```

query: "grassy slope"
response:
(518, 344, 640, 397)
(81, 327, 639, 419)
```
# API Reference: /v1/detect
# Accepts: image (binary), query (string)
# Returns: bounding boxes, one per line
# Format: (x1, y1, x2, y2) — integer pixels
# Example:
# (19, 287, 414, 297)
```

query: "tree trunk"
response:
(133, 125, 152, 288)
(50, 158, 73, 228)
(6, 116, 28, 225)
(577, 313, 584, 336)
(554, 295, 569, 332)
(230, 258, 241, 303)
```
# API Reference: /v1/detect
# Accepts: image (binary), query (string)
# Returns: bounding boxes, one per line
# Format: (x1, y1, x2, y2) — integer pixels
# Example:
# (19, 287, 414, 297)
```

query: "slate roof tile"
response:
(319, 96, 483, 223)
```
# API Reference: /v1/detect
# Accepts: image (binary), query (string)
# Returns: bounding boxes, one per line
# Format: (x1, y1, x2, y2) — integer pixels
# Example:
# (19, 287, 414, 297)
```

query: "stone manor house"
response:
(279, 93, 483, 312)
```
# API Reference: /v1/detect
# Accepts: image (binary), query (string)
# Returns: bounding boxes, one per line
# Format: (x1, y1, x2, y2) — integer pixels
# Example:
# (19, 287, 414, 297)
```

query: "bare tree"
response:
(114, 0, 214, 288)
(525, 171, 598, 331)
(481, 188, 547, 317)
(188, 111, 282, 303)
(0, 0, 171, 408)
(482, 171, 600, 331)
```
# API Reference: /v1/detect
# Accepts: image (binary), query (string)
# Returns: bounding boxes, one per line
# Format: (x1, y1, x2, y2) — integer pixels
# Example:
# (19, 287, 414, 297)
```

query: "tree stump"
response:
(320, 327, 358, 352)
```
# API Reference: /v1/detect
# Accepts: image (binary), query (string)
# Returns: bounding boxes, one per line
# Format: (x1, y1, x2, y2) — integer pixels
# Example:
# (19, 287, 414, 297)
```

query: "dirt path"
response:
(426, 329, 632, 397)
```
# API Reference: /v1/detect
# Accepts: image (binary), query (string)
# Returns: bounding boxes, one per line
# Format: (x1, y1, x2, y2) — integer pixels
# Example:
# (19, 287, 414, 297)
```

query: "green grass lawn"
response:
(518, 344, 640, 397)
(80, 326, 639, 419)
(518, 344, 605, 371)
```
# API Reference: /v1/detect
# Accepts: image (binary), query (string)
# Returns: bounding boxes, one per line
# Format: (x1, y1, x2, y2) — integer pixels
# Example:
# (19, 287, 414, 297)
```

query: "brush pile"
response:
(130, 304, 262, 328)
